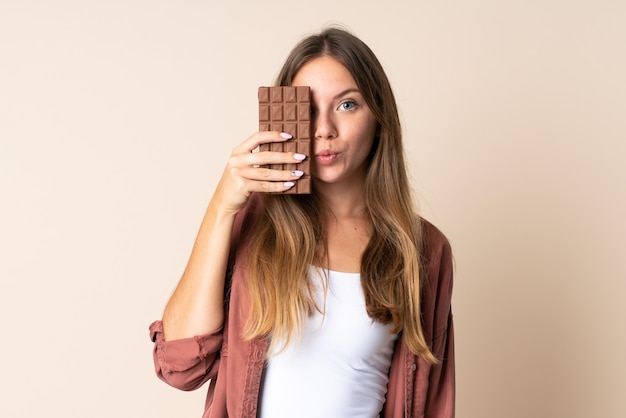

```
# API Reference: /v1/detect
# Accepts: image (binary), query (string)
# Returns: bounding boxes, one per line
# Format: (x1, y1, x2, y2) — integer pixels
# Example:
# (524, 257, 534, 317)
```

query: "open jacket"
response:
(150, 194, 455, 417)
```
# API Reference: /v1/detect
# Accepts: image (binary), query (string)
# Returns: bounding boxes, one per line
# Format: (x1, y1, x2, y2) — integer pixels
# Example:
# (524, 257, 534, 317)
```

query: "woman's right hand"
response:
(213, 130, 307, 214)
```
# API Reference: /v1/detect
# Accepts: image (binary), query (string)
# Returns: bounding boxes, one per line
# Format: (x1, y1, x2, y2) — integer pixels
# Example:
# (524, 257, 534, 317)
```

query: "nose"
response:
(313, 109, 337, 140)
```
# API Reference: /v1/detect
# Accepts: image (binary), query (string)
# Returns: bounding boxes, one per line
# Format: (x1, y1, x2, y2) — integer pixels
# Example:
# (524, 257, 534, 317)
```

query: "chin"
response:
(312, 170, 338, 183)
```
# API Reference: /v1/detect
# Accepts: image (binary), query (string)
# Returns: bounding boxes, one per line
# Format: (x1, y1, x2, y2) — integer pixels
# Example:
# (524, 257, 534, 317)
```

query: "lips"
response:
(315, 150, 339, 164)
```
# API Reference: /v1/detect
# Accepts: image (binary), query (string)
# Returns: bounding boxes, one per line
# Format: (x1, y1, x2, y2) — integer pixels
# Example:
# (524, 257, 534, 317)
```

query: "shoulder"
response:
(417, 216, 454, 298)
(226, 194, 266, 282)
(231, 193, 265, 247)
(419, 217, 452, 263)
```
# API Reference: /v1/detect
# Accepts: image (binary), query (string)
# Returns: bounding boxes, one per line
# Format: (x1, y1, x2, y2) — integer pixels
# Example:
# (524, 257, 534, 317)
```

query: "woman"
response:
(150, 27, 455, 418)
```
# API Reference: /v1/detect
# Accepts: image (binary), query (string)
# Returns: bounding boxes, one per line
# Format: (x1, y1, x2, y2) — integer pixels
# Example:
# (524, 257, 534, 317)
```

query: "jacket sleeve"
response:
(149, 320, 223, 391)
(416, 224, 455, 418)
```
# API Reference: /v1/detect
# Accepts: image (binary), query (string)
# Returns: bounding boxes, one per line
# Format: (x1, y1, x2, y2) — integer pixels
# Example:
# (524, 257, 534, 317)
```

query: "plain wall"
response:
(1, 1, 624, 417)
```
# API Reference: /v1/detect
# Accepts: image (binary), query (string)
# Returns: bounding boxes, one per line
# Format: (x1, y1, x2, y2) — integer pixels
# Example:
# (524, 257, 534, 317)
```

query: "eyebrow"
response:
(334, 88, 362, 101)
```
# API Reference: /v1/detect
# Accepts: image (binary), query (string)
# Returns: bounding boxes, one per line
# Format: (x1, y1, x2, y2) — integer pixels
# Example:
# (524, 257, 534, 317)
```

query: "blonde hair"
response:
(244, 27, 437, 364)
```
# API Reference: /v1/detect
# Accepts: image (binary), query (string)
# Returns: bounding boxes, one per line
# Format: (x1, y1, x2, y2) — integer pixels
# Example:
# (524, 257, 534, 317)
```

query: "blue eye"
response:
(339, 101, 356, 111)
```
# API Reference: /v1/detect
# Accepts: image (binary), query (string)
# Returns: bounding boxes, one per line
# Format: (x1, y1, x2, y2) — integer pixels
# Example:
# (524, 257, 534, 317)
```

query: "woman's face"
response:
(291, 56, 378, 189)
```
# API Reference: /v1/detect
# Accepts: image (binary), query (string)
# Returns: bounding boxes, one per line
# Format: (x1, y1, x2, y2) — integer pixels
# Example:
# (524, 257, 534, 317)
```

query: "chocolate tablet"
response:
(258, 86, 311, 194)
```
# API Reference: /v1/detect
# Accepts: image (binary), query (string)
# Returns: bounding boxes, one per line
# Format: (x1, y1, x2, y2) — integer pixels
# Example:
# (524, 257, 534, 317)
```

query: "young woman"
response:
(150, 27, 455, 418)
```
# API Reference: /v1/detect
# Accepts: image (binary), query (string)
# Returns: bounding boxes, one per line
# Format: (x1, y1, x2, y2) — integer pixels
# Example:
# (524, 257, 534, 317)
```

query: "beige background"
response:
(1, 1, 625, 417)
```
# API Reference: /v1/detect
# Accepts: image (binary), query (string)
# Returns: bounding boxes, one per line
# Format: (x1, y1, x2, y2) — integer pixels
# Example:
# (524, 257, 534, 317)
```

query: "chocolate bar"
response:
(258, 86, 311, 194)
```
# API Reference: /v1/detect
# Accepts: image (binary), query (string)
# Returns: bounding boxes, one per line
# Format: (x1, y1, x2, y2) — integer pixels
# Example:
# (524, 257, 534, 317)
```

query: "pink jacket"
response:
(150, 195, 455, 417)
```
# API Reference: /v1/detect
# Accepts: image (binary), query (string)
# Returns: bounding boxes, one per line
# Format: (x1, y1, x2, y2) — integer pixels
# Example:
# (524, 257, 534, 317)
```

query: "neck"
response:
(314, 180, 368, 220)
(313, 178, 373, 273)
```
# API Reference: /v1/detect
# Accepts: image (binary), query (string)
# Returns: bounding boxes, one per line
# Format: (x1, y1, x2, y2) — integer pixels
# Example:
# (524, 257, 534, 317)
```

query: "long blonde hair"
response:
(244, 27, 437, 364)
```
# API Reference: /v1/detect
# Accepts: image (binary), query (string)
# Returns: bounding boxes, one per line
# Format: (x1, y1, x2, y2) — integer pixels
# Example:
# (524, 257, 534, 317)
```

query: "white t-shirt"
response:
(258, 266, 398, 418)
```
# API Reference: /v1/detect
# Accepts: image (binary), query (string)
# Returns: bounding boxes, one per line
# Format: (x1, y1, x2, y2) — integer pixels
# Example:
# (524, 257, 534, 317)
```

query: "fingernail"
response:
(280, 132, 292, 139)
(284, 181, 295, 188)
(293, 153, 306, 161)
(291, 170, 304, 177)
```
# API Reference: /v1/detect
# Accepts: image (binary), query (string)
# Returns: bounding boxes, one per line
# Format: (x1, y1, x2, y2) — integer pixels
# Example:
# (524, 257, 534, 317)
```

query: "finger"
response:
(236, 167, 305, 182)
(235, 131, 293, 154)
(252, 181, 296, 193)
(241, 150, 307, 168)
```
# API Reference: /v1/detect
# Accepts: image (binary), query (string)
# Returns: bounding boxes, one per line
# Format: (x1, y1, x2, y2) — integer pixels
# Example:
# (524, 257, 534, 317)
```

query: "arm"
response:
(160, 131, 306, 341)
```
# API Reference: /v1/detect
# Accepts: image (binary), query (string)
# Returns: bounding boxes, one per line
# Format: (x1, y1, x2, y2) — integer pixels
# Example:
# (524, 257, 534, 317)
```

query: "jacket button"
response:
(411, 363, 417, 372)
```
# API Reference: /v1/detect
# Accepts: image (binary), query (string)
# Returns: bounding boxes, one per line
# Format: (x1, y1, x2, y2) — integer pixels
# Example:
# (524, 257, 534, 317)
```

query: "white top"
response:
(258, 266, 398, 418)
